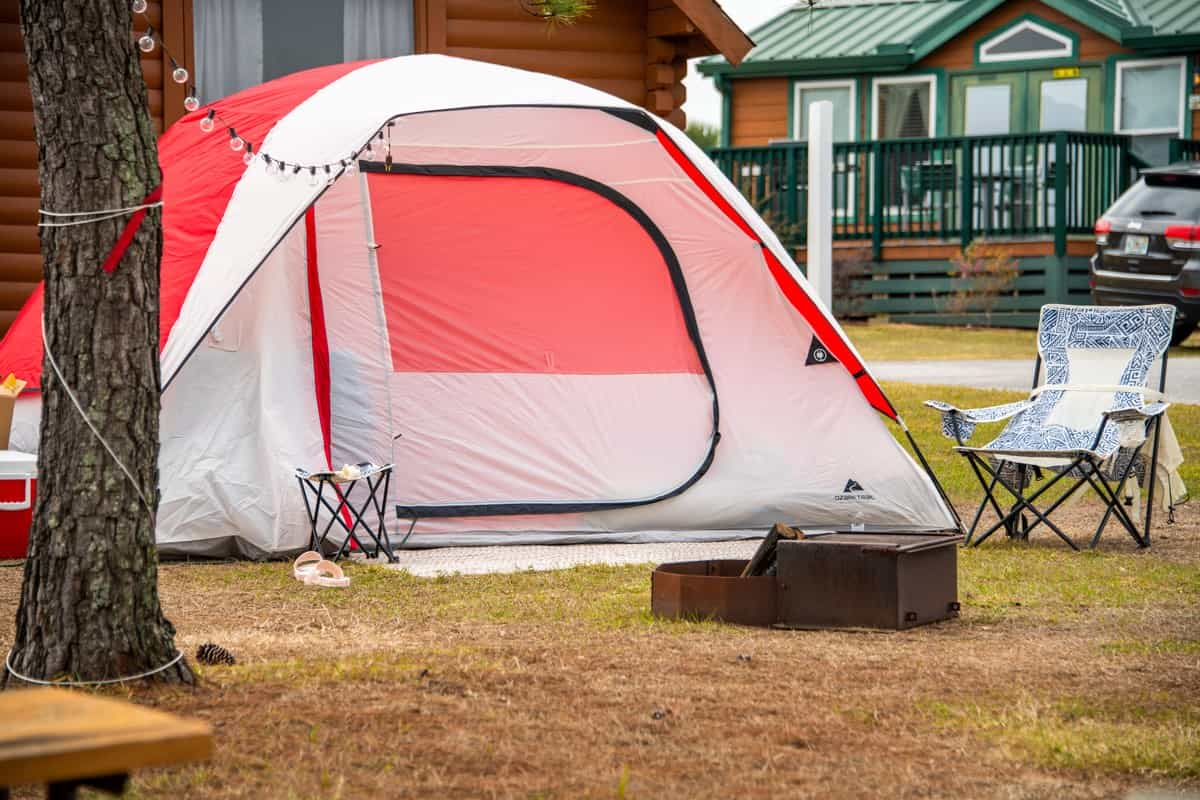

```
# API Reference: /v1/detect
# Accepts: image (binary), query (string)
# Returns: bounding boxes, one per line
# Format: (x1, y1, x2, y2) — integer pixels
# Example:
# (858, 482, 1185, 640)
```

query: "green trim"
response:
(716, 75, 731, 148)
(935, 67, 950, 136)
(785, 77, 795, 139)
(954, 57, 1093, 74)
(1187, 54, 1194, 138)
(698, 53, 911, 79)
(973, 13, 1080, 66)
(1038, 0, 1129, 42)
(1103, 55, 1118, 133)
(1122, 32, 1200, 52)
(909, 0, 1007, 62)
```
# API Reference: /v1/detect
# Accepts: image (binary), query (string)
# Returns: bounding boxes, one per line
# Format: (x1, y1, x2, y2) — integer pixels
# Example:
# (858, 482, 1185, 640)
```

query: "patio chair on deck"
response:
(925, 304, 1175, 550)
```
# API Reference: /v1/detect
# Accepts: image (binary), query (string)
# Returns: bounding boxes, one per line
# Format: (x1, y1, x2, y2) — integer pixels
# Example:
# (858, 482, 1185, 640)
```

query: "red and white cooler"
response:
(0, 450, 36, 559)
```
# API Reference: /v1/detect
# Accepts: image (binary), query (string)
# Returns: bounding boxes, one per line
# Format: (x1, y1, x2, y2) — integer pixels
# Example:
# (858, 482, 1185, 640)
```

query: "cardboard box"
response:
(0, 393, 11, 451)
(0, 373, 26, 451)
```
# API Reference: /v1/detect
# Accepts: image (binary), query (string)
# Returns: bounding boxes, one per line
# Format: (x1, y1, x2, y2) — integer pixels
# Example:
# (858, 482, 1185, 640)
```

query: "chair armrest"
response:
(924, 399, 1034, 442)
(1102, 403, 1169, 449)
(1104, 402, 1169, 423)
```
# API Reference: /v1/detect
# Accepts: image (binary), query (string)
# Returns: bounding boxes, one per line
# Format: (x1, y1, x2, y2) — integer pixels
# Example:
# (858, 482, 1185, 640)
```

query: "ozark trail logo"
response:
(834, 478, 874, 502)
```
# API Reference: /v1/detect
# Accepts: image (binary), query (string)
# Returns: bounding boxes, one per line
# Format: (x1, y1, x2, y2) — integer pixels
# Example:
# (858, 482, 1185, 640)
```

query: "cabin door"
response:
(950, 68, 1103, 135)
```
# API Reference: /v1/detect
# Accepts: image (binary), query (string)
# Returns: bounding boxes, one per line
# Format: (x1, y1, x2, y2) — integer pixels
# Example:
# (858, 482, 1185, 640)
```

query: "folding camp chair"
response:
(925, 304, 1174, 550)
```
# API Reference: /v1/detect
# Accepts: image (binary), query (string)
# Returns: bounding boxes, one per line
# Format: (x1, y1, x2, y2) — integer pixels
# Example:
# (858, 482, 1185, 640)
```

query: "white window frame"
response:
(978, 19, 1073, 63)
(1113, 57, 1187, 136)
(792, 79, 857, 141)
(870, 74, 937, 140)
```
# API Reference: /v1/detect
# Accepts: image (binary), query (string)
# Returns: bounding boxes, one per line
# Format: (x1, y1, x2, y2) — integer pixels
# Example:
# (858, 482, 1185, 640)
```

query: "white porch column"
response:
(806, 99, 834, 311)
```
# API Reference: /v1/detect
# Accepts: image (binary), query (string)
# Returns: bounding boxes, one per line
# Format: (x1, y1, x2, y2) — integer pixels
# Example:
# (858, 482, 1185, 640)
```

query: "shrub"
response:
(943, 241, 1019, 323)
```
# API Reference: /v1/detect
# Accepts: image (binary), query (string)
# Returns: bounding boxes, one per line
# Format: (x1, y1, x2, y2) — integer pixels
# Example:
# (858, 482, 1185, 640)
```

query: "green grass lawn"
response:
(845, 321, 1200, 361)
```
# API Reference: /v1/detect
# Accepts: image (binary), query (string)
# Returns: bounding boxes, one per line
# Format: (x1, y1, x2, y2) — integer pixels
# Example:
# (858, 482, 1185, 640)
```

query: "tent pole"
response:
(901, 419, 964, 535)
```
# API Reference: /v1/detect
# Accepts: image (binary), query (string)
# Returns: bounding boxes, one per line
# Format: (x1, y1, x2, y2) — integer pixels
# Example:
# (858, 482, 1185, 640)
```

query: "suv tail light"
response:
(1094, 217, 1111, 246)
(1164, 224, 1200, 250)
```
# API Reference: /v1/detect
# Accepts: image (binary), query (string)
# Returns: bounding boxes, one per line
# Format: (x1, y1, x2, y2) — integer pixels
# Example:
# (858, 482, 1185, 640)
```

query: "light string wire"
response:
(37, 201, 163, 228)
(5, 647, 184, 686)
(131, 4, 387, 182)
(40, 313, 153, 514)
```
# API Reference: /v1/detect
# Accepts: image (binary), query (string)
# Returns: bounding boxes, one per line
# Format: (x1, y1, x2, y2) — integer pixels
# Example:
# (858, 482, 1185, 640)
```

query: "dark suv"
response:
(1091, 163, 1200, 345)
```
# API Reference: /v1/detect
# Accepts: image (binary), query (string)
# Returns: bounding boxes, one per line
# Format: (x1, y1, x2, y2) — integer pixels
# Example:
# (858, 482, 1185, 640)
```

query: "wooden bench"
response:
(0, 687, 212, 799)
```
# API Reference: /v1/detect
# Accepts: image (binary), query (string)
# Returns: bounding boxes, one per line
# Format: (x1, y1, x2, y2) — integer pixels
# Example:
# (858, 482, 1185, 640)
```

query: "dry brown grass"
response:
(2, 503, 1199, 799)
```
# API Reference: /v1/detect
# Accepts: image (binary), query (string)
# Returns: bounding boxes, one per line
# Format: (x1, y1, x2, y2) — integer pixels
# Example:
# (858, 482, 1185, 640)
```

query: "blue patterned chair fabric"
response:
(925, 305, 1174, 464)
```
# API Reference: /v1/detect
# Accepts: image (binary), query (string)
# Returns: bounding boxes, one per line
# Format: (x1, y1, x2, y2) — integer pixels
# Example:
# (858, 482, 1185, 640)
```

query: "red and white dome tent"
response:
(0, 54, 958, 557)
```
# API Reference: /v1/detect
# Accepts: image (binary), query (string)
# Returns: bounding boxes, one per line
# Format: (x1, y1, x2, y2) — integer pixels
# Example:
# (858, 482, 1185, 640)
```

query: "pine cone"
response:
(195, 642, 236, 666)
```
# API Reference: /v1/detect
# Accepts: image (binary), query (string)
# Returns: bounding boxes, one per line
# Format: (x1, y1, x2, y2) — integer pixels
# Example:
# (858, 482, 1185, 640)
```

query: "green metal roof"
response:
(698, 0, 1200, 77)
(1130, 0, 1200, 35)
(735, 1, 970, 63)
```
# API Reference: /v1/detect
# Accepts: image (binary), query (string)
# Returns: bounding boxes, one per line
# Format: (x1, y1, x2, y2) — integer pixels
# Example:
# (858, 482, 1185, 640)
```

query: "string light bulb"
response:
(228, 129, 244, 151)
(199, 109, 215, 132)
(344, 158, 357, 176)
(137, 28, 155, 53)
(131, 0, 148, 12)
(183, 95, 200, 113)
(242, 147, 254, 165)
(265, 158, 279, 177)
(307, 167, 320, 186)
(171, 60, 189, 84)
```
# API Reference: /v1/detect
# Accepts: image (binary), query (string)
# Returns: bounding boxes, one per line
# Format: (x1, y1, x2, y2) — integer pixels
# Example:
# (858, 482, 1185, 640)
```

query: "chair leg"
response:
(972, 456, 1089, 551)
(1143, 416, 1164, 546)
(1086, 452, 1144, 548)
(1085, 467, 1146, 548)
(962, 453, 1011, 545)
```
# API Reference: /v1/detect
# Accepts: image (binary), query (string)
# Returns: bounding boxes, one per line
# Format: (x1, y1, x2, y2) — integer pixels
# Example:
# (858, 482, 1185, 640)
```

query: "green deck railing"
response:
(709, 132, 1140, 259)
(1169, 138, 1200, 162)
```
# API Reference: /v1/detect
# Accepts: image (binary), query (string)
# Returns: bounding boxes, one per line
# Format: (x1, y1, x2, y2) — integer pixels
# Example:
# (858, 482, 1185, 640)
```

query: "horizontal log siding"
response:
(0, 0, 181, 335)
(443, 0, 649, 108)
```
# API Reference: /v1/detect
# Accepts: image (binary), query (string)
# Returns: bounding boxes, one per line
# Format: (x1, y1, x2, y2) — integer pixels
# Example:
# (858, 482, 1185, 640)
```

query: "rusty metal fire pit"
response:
(651, 559, 776, 626)
(651, 533, 962, 630)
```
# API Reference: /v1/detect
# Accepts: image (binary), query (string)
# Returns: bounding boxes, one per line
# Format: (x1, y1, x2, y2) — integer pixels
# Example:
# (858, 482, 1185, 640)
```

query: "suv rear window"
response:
(1107, 173, 1200, 220)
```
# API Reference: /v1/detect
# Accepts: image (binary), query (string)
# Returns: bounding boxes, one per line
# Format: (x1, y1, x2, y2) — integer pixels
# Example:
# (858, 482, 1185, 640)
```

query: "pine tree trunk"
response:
(4, 0, 193, 685)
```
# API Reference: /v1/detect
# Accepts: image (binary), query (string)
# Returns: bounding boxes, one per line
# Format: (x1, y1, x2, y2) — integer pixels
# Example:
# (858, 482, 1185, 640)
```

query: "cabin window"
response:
(1039, 77, 1087, 131)
(978, 19, 1073, 64)
(964, 84, 1012, 135)
(793, 80, 856, 142)
(1116, 58, 1186, 135)
(194, 0, 413, 102)
(872, 76, 935, 139)
(1115, 58, 1186, 166)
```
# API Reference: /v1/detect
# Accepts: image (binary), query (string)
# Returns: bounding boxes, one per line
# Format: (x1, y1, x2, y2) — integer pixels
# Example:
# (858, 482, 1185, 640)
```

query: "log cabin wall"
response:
(0, 0, 188, 335)
(418, 0, 690, 127)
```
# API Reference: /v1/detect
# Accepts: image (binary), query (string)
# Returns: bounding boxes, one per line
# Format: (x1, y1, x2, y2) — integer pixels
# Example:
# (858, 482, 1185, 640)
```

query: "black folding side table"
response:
(295, 463, 397, 562)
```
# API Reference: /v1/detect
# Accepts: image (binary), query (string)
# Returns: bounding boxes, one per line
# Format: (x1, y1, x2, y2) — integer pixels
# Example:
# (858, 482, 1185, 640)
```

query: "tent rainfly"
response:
(0, 55, 958, 557)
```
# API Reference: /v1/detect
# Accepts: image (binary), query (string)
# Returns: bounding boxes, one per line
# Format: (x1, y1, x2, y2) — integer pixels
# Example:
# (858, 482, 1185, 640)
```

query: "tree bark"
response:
(5, 0, 193, 685)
